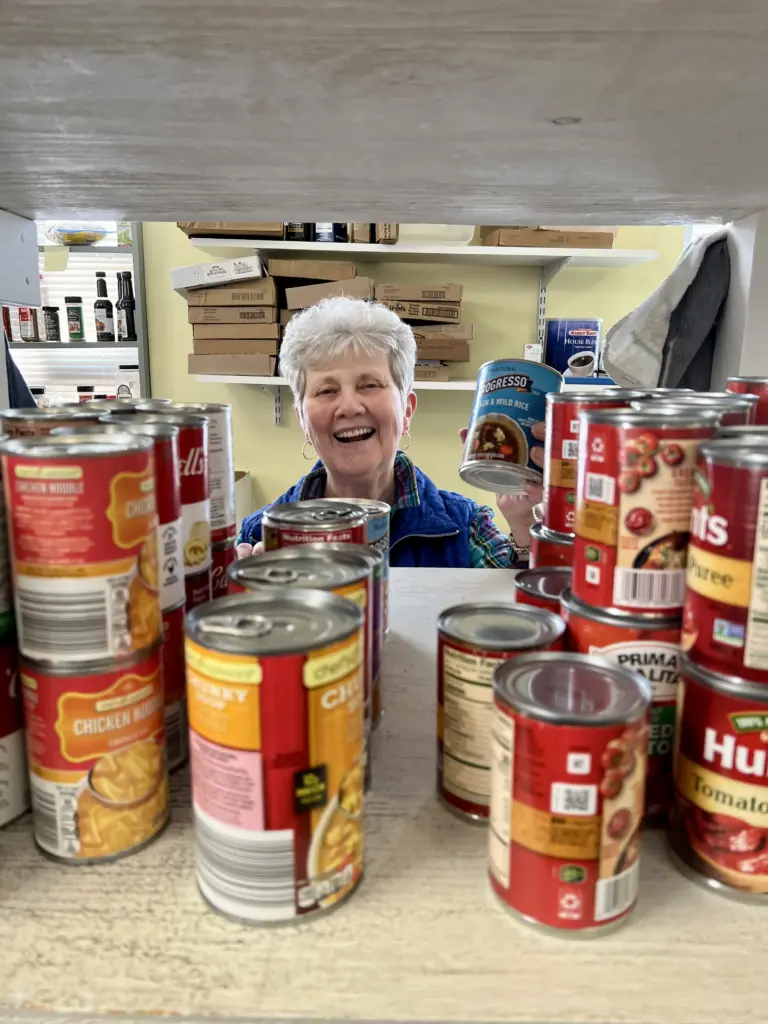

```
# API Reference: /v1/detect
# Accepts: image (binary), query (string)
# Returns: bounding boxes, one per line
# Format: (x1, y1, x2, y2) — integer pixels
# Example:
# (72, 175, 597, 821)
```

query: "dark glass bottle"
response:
(94, 272, 115, 342)
(116, 271, 137, 342)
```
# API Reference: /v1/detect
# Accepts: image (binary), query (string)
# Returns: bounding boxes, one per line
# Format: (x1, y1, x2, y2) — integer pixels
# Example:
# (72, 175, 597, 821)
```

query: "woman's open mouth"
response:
(334, 427, 376, 444)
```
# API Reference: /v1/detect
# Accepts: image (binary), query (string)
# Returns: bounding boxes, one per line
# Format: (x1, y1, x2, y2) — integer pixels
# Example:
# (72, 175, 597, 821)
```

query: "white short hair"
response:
(279, 297, 416, 411)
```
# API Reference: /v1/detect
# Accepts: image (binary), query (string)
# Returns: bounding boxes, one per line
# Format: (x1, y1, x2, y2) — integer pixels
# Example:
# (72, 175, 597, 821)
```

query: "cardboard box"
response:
(188, 354, 277, 376)
(350, 223, 374, 243)
(375, 224, 399, 244)
(380, 299, 461, 323)
(235, 470, 254, 526)
(268, 258, 356, 281)
(280, 309, 298, 325)
(415, 343, 470, 362)
(411, 323, 473, 343)
(286, 277, 374, 310)
(171, 255, 264, 291)
(193, 339, 279, 356)
(185, 277, 277, 307)
(481, 227, 615, 249)
(192, 323, 281, 340)
(177, 222, 285, 238)
(188, 306, 278, 325)
(375, 282, 463, 303)
(414, 361, 451, 382)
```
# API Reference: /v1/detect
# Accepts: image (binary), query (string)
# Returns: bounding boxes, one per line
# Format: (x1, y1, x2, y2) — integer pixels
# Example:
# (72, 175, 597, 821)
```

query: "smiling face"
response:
(301, 353, 416, 493)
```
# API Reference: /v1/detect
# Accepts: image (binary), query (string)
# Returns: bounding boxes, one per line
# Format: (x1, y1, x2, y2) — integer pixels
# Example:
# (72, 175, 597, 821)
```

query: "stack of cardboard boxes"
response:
(374, 282, 468, 381)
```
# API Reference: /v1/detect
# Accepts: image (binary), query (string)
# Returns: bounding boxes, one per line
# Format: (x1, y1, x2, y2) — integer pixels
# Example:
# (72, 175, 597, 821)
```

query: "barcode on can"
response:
(586, 473, 615, 504)
(613, 568, 686, 608)
(15, 577, 132, 659)
(594, 862, 639, 922)
(31, 778, 79, 858)
(550, 782, 597, 816)
(561, 440, 579, 460)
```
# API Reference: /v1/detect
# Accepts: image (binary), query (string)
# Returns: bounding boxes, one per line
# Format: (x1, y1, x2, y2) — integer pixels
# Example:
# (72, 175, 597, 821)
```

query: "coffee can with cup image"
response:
(544, 319, 602, 378)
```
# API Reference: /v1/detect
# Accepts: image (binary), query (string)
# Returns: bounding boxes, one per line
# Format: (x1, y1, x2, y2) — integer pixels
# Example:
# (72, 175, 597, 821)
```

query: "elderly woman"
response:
(237, 297, 541, 567)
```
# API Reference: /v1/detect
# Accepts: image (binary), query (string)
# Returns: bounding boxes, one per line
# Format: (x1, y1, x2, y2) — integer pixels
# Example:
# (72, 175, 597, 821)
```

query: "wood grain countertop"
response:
(0, 568, 766, 1024)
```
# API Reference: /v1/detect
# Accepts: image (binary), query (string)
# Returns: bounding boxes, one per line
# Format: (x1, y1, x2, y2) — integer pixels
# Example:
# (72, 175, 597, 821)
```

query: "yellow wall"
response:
(142, 225, 684, 519)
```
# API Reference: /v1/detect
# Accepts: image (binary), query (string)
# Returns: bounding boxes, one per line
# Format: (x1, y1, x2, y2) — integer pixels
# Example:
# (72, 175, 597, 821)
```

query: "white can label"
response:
(158, 517, 185, 610)
(182, 499, 212, 577)
(205, 410, 236, 536)
(587, 640, 679, 701)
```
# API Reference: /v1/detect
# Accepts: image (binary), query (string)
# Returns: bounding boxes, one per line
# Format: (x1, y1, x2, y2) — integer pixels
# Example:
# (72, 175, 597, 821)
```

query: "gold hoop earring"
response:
(302, 438, 316, 461)
(400, 430, 412, 452)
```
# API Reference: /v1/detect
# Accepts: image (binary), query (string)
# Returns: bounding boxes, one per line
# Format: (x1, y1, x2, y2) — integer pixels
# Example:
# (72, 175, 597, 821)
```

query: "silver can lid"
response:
(583, 406, 720, 428)
(264, 499, 367, 528)
(438, 601, 565, 651)
(727, 376, 768, 384)
(162, 401, 231, 415)
(514, 567, 572, 603)
(186, 590, 363, 655)
(322, 496, 391, 519)
(494, 652, 651, 725)
(560, 587, 681, 629)
(546, 389, 648, 405)
(697, 437, 768, 467)
(50, 421, 179, 441)
(230, 545, 371, 592)
(129, 412, 208, 428)
(0, 433, 153, 458)
(0, 405, 104, 422)
(530, 522, 574, 546)
(680, 653, 768, 702)
(459, 459, 540, 495)
(716, 424, 768, 438)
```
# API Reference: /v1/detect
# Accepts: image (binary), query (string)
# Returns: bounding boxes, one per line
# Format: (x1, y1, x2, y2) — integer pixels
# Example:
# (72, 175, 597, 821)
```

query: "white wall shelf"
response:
(194, 374, 477, 391)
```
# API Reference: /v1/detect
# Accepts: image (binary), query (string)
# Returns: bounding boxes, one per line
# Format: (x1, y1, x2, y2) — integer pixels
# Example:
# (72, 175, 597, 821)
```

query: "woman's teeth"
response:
(335, 428, 376, 443)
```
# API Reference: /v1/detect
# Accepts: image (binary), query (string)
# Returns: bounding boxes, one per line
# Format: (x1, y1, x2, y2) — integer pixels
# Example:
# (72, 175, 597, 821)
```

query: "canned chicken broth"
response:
(20, 646, 169, 862)
(186, 592, 365, 923)
(683, 439, 768, 681)
(560, 588, 681, 820)
(529, 522, 574, 569)
(437, 603, 566, 821)
(211, 540, 236, 599)
(0, 406, 104, 438)
(2, 435, 161, 662)
(489, 653, 651, 934)
(727, 377, 768, 425)
(262, 499, 367, 549)
(670, 656, 768, 900)
(161, 602, 187, 771)
(0, 640, 29, 827)
(632, 393, 758, 427)
(514, 566, 572, 614)
(324, 497, 390, 636)
(460, 359, 563, 494)
(573, 407, 718, 612)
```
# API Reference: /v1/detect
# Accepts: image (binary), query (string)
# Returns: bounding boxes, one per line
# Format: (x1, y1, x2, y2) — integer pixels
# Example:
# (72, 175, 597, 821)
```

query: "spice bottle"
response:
(65, 297, 85, 341)
(94, 271, 115, 342)
(42, 307, 61, 341)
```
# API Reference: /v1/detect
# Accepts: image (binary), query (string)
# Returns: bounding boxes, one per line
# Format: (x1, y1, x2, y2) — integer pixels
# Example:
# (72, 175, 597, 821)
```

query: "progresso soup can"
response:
(460, 359, 563, 494)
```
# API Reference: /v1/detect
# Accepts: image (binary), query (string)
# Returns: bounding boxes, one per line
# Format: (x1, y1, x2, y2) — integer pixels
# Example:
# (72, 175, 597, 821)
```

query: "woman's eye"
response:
(316, 387, 337, 396)
(361, 381, 383, 389)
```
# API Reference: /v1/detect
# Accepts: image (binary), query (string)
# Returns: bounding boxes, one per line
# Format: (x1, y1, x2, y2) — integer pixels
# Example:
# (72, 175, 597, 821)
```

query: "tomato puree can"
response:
(573, 407, 719, 613)
(489, 652, 651, 934)
(632, 393, 758, 427)
(669, 655, 768, 901)
(437, 602, 566, 821)
(0, 639, 29, 827)
(1, 434, 161, 663)
(530, 522, 574, 568)
(514, 566, 572, 614)
(560, 588, 681, 820)
(727, 376, 768, 425)
(161, 601, 187, 772)
(20, 645, 169, 862)
(0, 406, 104, 438)
(262, 500, 367, 550)
(186, 590, 365, 923)
(324, 497, 390, 637)
(543, 390, 646, 534)
(211, 539, 236, 599)
(460, 359, 563, 494)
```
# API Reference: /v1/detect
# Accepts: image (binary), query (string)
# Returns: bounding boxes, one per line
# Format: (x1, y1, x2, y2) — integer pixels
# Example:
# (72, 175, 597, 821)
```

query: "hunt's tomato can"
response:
(0, 406, 104, 438)
(437, 602, 566, 822)
(632, 393, 758, 427)
(211, 540, 236, 599)
(543, 390, 647, 534)
(1, 434, 161, 663)
(262, 500, 367, 550)
(669, 655, 768, 900)
(560, 588, 681, 820)
(530, 522, 574, 568)
(514, 566, 572, 614)
(573, 407, 719, 613)
(161, 601, 187, 771)
(683, 438, 768, 682)
(489, 652, 651, 934)
(20, 645, 169, 862)
(186, 590, 365, 923)
(0, 639, 29, 827)
(727, 377, 768, 425)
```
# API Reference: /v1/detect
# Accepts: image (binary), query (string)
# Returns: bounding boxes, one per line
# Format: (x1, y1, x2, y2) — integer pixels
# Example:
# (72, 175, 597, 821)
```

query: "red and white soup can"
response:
(727, 376, 768, 425)
(514, 566, 572, 614)
(262, 500, 367, 550)
(437, 602, 565, 822)
(489, 652, 651, 935)
(573, 406, 719, 613)
(530, 522, 574, 568)
(669, 655, 768, 901)
(683, 438, 768, 682)
(0, 639, 28, 827)
(632, 393, 758, 427)
(161, 601, 187, 772)
(560, 588, 681, 821)
(211, 539, 236, 599)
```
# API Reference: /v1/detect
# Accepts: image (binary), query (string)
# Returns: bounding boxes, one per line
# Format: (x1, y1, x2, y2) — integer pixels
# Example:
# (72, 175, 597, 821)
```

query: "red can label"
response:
(530, 526, 573, 569)
(152, 434, 184, 612)
(205, 408, 237, 544)
(574, 419, 714, 612)
(162, 603, 188, 771)
(515, 589, 560, 614)
(670, 670, 768, 894)
(185, 568, 212, 610)
(727, 379, 768, 425)
(211, 542, 236, 600)
(263, 523, 367, 549)
(683, 453, 768, 681)
(489, 703, 647, 930)
(0, 642, 29, 826)
(178, 423, 212, 584)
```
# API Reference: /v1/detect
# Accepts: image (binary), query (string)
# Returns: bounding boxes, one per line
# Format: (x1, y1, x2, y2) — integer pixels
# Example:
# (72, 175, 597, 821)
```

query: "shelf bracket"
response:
(255, 382, 282, 425)
(537, 257, 571, 345)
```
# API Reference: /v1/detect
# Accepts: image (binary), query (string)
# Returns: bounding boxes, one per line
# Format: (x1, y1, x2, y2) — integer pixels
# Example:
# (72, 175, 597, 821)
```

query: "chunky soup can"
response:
(437, 602, 566, 822)
(573, 406, 719, 612)
(489, 653, 651, 935)
(514, 566, 572, 614)
(20, 645, 169, 862)
(669, 655, 768, 901)
(631, 393, 758, 427)
(161, 601, 187, 771)
(560, 588, 681, 820)
(460, 359, 563, 494)
(186, 591, 365, 923)
(262, 500, 367, 550)
(0, 406, 104, 438)
(1, 434, 161, 663)
(727, 376, 768, 425)
(530, 522, 574, 568)
(0, 639, 29, 827)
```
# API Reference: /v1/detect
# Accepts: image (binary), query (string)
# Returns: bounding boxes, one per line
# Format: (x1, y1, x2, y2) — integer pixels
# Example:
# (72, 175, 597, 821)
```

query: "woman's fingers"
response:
(531, 421, 546, 442)
(458, 427, 468, 445)
(530, 447, 545, 469)
(236, 543, 254, 559)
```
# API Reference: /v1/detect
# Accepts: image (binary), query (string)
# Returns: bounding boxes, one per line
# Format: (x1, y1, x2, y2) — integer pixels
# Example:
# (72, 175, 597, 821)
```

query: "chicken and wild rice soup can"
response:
(437, 602, 566, 821)
(0, 639, 28, 827)
(529, 522, 574, 569)
(262, 499, 367, 549)
(186, 591, 365, 923)
(727, 376, 768, 425)
(513, 567, 572, 615)
(20, 645, 169, 862)
(489, 653, 651, 935)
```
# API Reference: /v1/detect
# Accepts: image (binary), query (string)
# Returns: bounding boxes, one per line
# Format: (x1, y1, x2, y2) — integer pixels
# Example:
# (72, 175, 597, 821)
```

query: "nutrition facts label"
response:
(441, 646, 499, 805)
(746, 477, 768, 668)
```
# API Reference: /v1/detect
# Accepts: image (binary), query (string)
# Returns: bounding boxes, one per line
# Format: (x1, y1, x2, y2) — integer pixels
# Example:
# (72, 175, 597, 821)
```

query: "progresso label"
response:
(460, 359, 563, 494)
(544, 319, 602, 376)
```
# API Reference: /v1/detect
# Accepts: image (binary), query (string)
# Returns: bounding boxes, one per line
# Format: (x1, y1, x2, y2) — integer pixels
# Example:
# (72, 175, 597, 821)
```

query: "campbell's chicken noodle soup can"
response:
(573, 407, 719, 613)
(460, 359, 563, 495)
(262, 500, 367, 550)
(727, 376, 768, 425)
(514, 567, 572, 614)
(631, 393, 758, 427)
(324, 497, 390, 637)
(0, 639, 29, 827)
(669, 656, 768, 901)
(544, 390, 647, 534)
(437, 602, 566, 822)
(489, 653, 651, 934)
(161, 602, 187, 771)
(560, 588, 681, 820)
(212, 540, 236, 599)
(682, 439, 768, 682)
(20, 645, 169, 862)
(529, 523, 574, 568)
(1, 434, 161, 663)
(0, 406, 104, 439)
(186, 591, 365, 923)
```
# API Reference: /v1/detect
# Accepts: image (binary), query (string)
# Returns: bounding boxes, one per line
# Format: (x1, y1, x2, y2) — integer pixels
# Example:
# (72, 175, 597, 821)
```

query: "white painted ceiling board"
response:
(1, 0, 766, 222)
